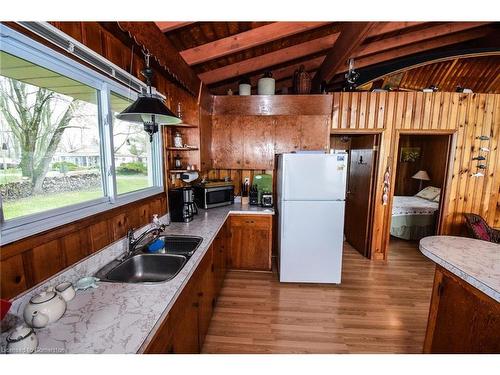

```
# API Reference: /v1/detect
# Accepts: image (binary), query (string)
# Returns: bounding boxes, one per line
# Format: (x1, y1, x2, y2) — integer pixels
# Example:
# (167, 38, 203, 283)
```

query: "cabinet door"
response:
(197, 245, 216, 348)
(213, 222, 228, 294)
(169, 279, 199, 353)
(274, 116, 301, 154)
(212, 115, 244, 168)
(299, 115, 329, 151)
(243, 116, 275, 169)
(229, 215, 272, 271)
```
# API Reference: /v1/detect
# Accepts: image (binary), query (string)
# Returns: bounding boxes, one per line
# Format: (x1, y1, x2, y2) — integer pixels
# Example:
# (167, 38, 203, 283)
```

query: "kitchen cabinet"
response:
(196, 244, 216, 348)
(213, 222, 228, 295)
(212, 115, 244, 168)
(228, 215, 272, 271)
(423, 265, 500, 353)
(144, 213, 272, 354)
(144, 243, 216, 354)
(243, 116, 275, 169)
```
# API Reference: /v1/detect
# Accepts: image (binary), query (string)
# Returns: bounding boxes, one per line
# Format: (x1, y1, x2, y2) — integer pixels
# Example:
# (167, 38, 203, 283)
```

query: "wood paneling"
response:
(381, 55, 500, 94)
(1, 194, 166, 299)
(0, 254, 27, 298)
(331, 92, 500, 260)
(424, 265, 500, 353)
(61, 229, 91, 266)
(203, 239, 435, 353)
(26, 239, 65, 285)
(213, 95, 333, 116)
(395, 135, 449, 196)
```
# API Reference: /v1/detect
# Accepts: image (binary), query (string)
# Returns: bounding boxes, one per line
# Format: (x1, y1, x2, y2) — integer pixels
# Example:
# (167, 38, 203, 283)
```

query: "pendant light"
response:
(116, 53, 181, 141)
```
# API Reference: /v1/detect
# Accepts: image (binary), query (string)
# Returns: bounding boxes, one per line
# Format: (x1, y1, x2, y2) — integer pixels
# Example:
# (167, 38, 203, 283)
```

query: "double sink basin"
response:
(95, 235, 203, 284)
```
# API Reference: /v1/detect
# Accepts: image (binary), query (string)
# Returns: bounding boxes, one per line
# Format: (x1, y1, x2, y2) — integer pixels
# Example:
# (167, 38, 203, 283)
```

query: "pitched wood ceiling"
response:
(155, 21, 500, 94)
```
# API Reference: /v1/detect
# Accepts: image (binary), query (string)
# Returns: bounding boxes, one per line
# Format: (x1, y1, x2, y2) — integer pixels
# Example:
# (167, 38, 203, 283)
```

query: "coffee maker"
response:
(168, 187, 198, 222)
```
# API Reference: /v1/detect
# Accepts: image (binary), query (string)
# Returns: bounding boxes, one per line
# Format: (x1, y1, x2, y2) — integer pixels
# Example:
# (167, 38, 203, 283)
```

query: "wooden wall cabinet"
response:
(228, 215, 272, 271)
(423, 265, 500, 353)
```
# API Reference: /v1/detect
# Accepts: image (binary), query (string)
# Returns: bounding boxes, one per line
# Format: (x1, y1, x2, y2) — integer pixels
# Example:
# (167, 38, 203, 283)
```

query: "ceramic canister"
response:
(257, 72, 275, 95)
(239, 83, 251, 95)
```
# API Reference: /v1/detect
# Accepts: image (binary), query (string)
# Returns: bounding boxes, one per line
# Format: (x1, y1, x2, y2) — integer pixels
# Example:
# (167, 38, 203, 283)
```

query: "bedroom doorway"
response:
(389, 134, 453, 247)
(331, 134, 380, 258)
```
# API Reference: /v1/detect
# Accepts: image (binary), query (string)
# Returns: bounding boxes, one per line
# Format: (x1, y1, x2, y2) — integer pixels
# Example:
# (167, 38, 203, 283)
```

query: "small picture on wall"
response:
(400, 147, 421, 162)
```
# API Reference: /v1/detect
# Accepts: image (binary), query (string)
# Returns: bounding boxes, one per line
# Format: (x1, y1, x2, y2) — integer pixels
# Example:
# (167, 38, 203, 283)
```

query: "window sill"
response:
(0, 187, 165, 246)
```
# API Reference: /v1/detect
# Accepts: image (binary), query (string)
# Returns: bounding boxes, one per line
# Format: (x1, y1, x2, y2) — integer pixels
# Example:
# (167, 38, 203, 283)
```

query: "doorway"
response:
(389, 134, 452, 248)
(331, 134, 380, 258)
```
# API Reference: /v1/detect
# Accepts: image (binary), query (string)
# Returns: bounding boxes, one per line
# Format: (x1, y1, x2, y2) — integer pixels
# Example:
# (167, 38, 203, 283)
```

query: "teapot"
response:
(23, 290, 66, 328)
(6, 326, 38, 354)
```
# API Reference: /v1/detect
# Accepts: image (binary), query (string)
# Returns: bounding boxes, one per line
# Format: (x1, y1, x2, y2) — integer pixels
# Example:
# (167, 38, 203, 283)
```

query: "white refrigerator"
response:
(277, 153, 348, 283)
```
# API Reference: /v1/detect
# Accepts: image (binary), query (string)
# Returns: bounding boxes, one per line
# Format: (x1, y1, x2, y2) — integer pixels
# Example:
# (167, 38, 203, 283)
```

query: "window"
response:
(0, 25, 163, 244)
(0, 51, 104, 220)
(111, 93, 154, 195)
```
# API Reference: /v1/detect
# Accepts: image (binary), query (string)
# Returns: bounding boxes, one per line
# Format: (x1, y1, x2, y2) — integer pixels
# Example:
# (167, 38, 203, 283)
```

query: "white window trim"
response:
(0, 25, 165, 246)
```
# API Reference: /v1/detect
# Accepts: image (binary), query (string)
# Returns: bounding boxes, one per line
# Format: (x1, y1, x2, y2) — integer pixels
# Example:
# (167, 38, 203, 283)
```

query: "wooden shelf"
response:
(166, 123, 198, 128)
(166, 147, 199, 151)
(169, 169, 199, 173)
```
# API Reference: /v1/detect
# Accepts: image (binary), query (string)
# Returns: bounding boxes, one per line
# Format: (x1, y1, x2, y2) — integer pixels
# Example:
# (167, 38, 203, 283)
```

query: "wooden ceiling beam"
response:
(312, 22, 376, 90)
(180, 22, 331, 66)
(198, 32, 340, 84)
(326, 27, 494, 90)
(343, 27, 493, 74)
(155, 22, 195, 33)
(117, 22, 200, 95)
(367, 22, 428, 37)
(355, 22, 490, 57)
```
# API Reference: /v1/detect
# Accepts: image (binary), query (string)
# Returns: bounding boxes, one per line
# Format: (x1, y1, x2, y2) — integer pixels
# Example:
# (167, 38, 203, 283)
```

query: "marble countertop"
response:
(0, 203, 273, 354)
(419, 236, 500, 302)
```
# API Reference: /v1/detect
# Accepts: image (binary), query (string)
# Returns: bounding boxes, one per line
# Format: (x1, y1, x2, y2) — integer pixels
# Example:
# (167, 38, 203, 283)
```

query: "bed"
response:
(390, 195, 439, 241)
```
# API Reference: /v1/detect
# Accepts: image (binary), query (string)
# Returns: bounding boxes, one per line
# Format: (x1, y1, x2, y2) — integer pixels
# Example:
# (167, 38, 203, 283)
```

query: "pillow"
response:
(432, 194, 440, 203)
(415, 186, 441, 201)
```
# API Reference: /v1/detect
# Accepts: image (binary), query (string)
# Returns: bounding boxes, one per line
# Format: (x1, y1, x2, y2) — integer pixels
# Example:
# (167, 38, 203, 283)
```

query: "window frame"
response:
(0, 25, 164, 245)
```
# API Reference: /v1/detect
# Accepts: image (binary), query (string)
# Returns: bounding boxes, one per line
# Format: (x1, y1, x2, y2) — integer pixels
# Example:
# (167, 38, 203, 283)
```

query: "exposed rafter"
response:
(155, 22, 195, 33)
(367, 22, 427, 37)
(355, 22, 489, 57)
(198, 32, 340, 84)
(312, 22, 376, 91)
(180, 22, 330, 66)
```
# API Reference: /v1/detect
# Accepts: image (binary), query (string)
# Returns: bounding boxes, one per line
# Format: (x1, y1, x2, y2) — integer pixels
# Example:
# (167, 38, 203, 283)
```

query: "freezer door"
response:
(282, 153, 347, 201)
(279, 200, 344, 283)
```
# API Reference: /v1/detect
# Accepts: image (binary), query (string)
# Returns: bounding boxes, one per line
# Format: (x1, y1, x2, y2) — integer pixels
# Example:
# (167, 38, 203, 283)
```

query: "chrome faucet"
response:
(126, 223, 166, 258)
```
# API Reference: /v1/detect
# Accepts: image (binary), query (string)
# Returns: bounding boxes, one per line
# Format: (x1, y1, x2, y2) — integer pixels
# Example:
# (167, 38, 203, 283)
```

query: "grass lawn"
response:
(2, 175, 150, 220)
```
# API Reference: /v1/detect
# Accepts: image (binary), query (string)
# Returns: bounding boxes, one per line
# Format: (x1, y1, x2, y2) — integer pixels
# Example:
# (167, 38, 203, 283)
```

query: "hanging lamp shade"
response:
(116, 95, 182, 125)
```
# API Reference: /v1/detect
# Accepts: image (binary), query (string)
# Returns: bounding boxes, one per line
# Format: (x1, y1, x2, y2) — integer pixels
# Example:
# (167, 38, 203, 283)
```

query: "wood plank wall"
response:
(0, 194, 167, 299)
(331, 92, 500, 260)
(0, 22, 200, 299)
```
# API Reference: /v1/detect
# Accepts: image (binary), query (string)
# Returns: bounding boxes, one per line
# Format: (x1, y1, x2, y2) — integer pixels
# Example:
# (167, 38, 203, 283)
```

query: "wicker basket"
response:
(293, 65, 311, 94)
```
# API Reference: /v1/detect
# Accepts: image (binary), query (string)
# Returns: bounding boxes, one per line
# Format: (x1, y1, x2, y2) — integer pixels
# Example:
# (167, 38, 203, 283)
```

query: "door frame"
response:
(383, 129, 457, 258)
(331, 130, 382, 259)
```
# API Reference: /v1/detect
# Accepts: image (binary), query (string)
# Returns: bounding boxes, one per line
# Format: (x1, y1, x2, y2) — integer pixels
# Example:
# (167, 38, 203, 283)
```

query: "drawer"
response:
(230, 214, 271, 229)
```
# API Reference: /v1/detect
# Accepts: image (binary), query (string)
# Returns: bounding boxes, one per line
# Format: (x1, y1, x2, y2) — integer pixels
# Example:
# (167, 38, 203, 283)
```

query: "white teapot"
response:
(23, 290, 66, 328)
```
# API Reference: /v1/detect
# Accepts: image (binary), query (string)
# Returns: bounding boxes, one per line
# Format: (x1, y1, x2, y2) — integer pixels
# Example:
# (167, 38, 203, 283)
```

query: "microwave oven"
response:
(194, 184, 234, 209)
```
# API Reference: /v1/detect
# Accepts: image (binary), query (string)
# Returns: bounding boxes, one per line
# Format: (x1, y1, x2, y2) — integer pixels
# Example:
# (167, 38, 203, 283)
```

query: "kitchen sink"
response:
(158, 235, 203, 257)
(95, 235, 202, 283)
(97, 253, 187, 283)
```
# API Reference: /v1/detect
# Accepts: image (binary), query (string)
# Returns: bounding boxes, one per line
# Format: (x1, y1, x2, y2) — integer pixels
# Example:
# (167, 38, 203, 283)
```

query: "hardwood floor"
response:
(202, 238, 436, 353)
